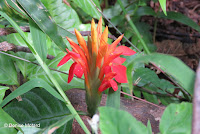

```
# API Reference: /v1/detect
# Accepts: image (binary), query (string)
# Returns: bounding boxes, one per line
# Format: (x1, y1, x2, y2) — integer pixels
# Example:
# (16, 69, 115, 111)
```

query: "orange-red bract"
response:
(57, 17, 136, 92)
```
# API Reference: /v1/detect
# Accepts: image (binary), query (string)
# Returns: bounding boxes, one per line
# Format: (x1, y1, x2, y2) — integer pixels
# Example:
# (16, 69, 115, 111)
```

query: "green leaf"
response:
(159, 102, 192, 134)
(106, 85, 121, 109)
(14, 52, 37, 78)
(136, 8, 200, 32)
(158, 96, 180, 106)
(17, 127, 41, 134)
(0, 35, 7, 42)
(41, 0, 81, 30)
(0, 108, 22, 134)
(135, 6, 156, 16)
(121, 86, 132, 99)
(133, 68, 176, 91)
(17, 0, 67, 51)
(143, 92, 159, 104)
(0, 86, 9, 104)
(7, 33, 38, 78)
(131, 22, 156, 52)
(133, 68, 159, 87)
(71, 0, 101, 19)
(28, 53, 84, 91)
(0, 1, 27, 25)
(132, 67, 177, 104)
(147, 120, 153, 134)
(0, 78, 64, 107)
(37, 115, 74, 134)
(0, 53, 19, 85)
(3, 88, 73, 134)
(158, 0, 167, 15)
(57, 26, 77, 43)
(159, 11, 200, 32)
(103, 3, 122, 19)
(29, 19, 47, 62)
(99, 107, 149, 134)
(0, 11, 35, 53)
(127, 53, 195, 96)
(5, 0, 28, 17)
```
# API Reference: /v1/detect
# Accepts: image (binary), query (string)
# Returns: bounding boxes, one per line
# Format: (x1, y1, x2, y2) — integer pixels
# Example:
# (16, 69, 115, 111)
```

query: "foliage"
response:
(0, 108, 21, 134)
(103, 0, 200, 52)
(127, 53, 195, 104)
(99, 107, 151, 134)
(3, 88, 74, 134)
(159, 102, 192, 134)
(0, 0, 198, 133)
(0, 54, 19, 85)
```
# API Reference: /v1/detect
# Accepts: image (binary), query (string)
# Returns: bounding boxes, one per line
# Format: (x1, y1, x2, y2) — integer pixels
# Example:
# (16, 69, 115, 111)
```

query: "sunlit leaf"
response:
(160, 102, 192, 134)
(99, 107, 149, 134)
(158, 0, 167, 15)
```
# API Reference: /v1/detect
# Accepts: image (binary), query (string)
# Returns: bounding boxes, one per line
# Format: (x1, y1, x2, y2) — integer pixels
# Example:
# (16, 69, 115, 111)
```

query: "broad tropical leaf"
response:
(0, 78, 64, 107)
(3, 88, 73, 134)
(99, 107, 150, 134)
(41, 0, 81, 30)
(17, 0, 67, 51)
(160, 102, 192, 134)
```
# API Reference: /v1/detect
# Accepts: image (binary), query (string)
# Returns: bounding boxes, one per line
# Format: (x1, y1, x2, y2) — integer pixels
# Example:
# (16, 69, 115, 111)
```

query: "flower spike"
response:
(91, 19, 98, 55)
(57, 17, 136, 117)
(74, 29, 90, 60)
(97, 16, 102, 37)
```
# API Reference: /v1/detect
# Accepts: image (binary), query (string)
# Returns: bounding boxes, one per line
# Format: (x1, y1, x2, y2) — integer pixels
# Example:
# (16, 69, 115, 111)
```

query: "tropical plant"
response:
(0, 0, 198, 134)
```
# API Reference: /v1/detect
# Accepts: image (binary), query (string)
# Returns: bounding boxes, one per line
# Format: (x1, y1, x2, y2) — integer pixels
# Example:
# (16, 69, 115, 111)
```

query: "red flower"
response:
(57, 17, 136, 92)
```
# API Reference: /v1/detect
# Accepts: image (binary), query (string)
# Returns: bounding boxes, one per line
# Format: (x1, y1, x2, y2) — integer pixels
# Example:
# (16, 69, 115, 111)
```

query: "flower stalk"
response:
(58, 17, 136, 117)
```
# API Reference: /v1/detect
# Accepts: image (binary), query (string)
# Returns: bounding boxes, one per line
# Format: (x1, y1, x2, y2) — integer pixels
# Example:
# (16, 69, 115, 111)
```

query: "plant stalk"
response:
(117, 0, 151, 54)
(35, 54, 91, 134)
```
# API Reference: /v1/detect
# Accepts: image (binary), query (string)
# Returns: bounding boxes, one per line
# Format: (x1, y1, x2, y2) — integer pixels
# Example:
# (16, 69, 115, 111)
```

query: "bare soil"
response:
(66, 89, 165, 134)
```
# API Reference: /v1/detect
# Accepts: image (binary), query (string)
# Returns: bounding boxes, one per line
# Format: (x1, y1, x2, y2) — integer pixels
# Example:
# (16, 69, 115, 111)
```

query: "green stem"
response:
(117, 0, 151, 54)
(153, 18, 158, 43)
(85, 74, 102, 117)
(153, 6, 160, 43)
(35, 55, 91, 134)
